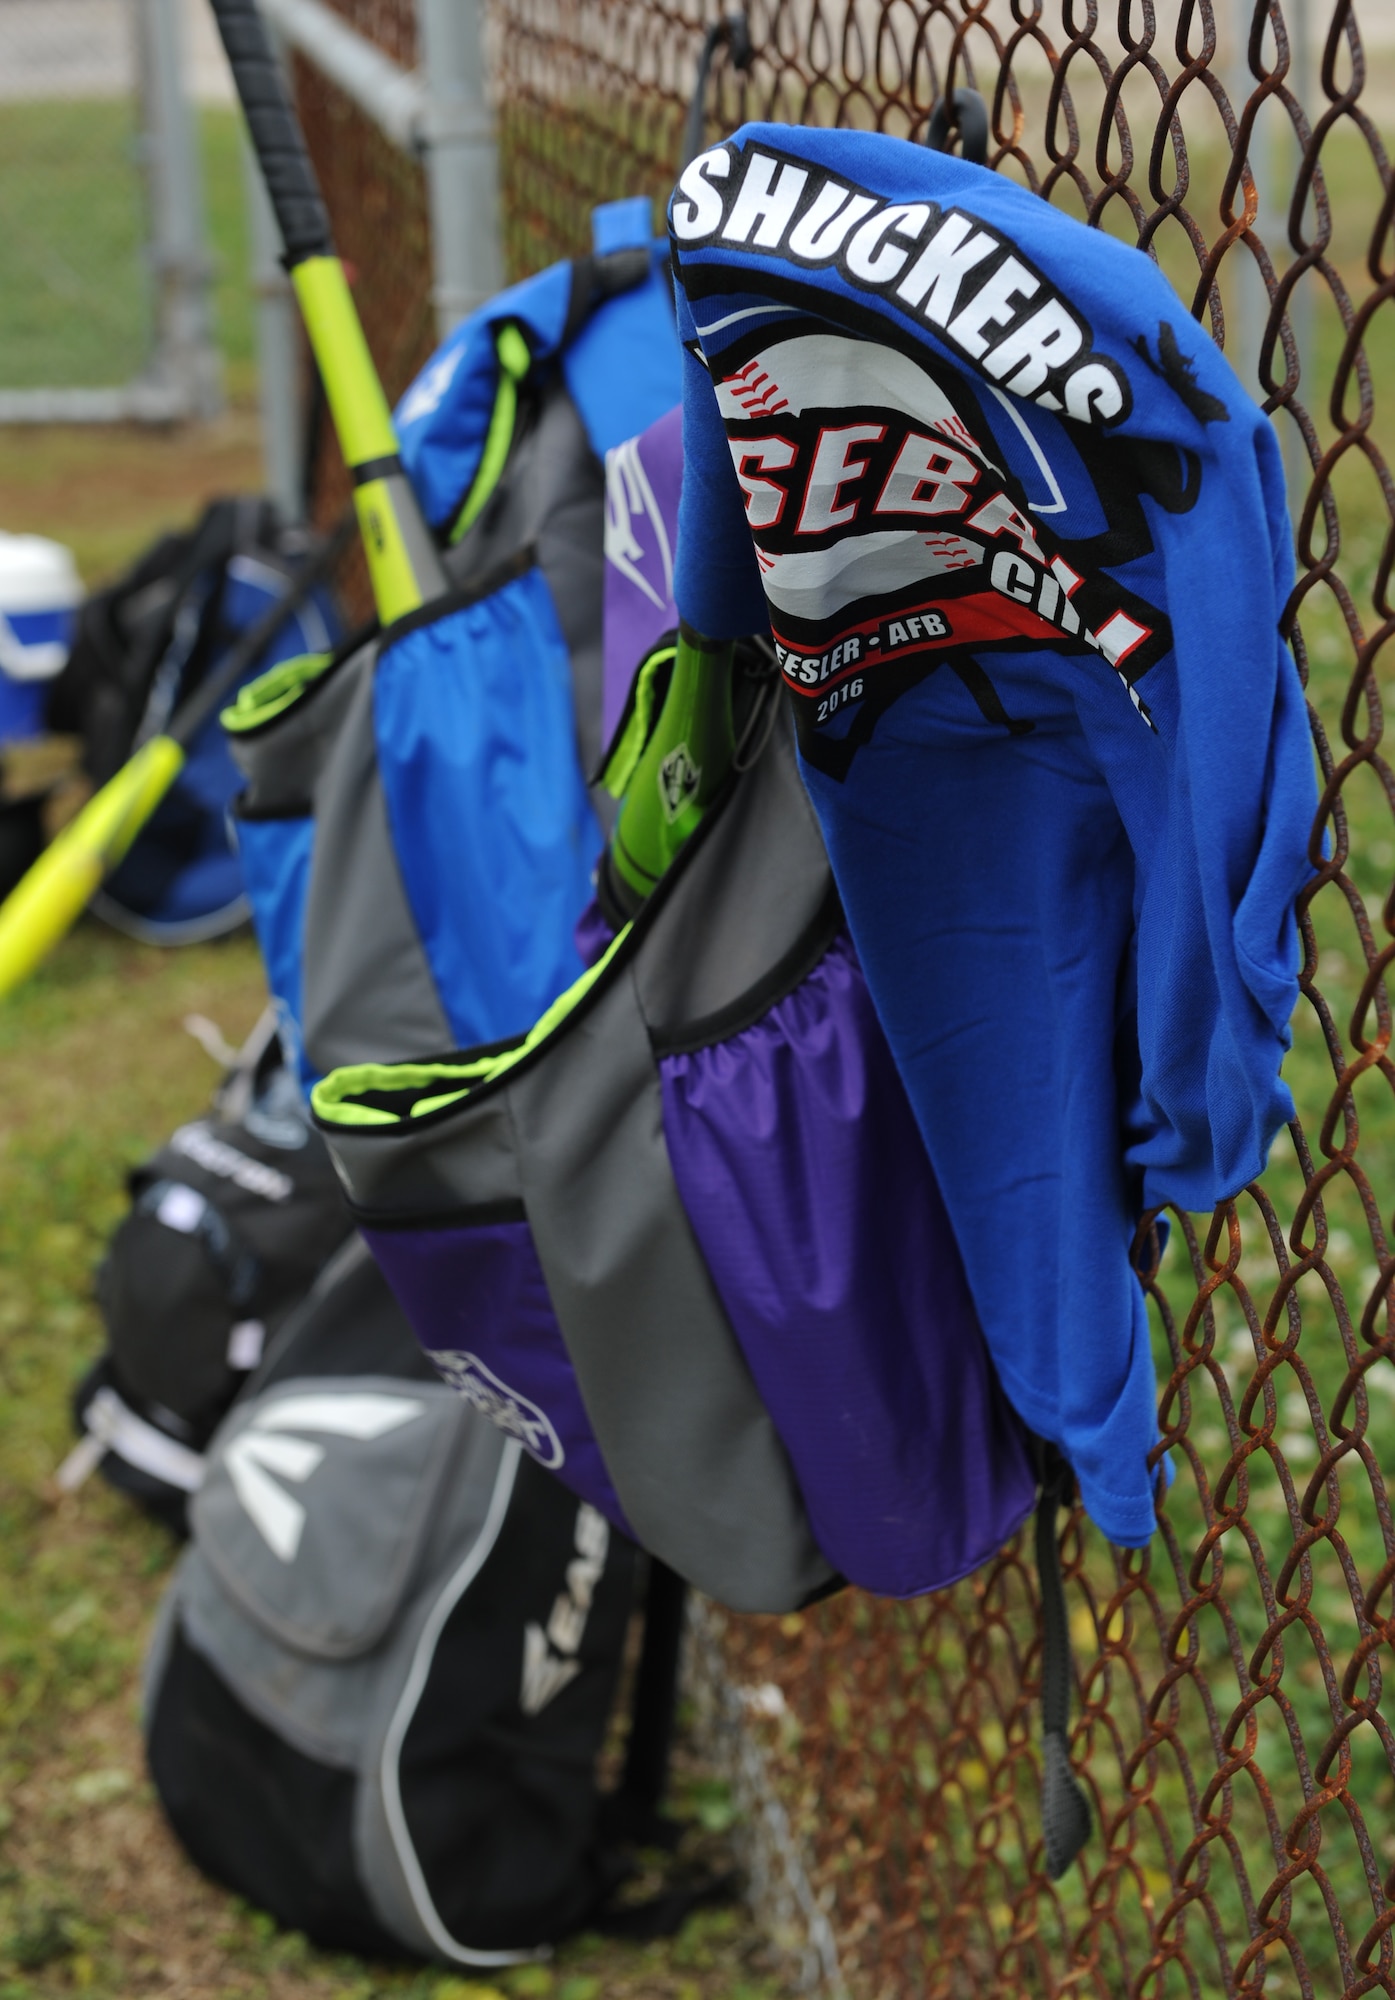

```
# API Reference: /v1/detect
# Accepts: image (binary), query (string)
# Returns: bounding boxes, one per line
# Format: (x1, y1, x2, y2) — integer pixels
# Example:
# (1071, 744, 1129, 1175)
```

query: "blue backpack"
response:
(224, 200, 682, 1087)
(50, 499, 341, 944)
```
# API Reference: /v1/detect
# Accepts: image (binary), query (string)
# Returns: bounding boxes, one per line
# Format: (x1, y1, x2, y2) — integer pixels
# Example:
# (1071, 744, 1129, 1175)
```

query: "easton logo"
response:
(605, 432, 674, 612)
(426, 1350, 565, 1470)
(671, 142, 1132, 428)
(169, 1122, 294, 1202)
(223, 1392, 425, 1563)
(520, 1502, 610, 1716)
(397, 340, 464, 427)
(658, 741, 701, 820)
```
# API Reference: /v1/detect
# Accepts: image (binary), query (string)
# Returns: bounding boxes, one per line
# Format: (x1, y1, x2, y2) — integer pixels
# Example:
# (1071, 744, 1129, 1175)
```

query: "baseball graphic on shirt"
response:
(710, 322, 1167, 748)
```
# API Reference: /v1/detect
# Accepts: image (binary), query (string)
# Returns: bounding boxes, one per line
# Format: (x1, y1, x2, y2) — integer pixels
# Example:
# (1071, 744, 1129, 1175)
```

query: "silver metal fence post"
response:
(416, 0, 504, 339)
(135, 0, 223, 419)
(242, 127, 305, 521)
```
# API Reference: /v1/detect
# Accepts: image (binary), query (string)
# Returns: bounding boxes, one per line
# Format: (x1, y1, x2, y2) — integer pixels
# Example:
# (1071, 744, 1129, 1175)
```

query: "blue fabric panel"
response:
(373, 570, 603, 1048)
(394, 263, 575, 532)
(562, 246, 682, 462)
(0, 675, 47, 742)
(591, 196, 654, 254)
(395, 213, 681, 531)
(105, 571, 338, 934)
(234, 812, 315, 1087)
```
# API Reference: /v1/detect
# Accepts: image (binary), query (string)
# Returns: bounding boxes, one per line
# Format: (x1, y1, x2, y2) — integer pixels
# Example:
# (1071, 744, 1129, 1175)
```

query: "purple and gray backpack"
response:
(312, 405, 1089, 1875)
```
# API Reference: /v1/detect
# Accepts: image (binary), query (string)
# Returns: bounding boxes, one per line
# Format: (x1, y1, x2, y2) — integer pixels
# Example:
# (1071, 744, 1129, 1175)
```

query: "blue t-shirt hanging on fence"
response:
(667, 124, 1317, 1547)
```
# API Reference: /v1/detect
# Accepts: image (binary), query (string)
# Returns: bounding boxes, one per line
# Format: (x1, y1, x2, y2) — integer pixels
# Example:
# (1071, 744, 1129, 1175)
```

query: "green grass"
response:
(0, 102, 254, 399)
(201, 107, 256, 403)
(0, 101, 149, 390)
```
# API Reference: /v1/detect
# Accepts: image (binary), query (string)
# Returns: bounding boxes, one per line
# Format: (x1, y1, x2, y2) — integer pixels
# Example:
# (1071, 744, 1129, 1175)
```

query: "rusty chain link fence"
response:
(298, 2, 1395, 1991)
(295, 1, 434, 617)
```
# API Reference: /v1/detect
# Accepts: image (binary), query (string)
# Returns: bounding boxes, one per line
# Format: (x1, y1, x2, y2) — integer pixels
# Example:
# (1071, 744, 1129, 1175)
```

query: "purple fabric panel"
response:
(659, 936, 1036, 1598)
(573, 895, 617, 971)
(360, 1218, 632, 1535)
(602, 402, 683, 744)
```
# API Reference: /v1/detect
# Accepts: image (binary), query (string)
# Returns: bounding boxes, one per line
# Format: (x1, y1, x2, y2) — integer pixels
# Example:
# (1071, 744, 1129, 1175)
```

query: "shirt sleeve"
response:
(670, 274, 771, 641)
(1123, 411, 1316, 1213)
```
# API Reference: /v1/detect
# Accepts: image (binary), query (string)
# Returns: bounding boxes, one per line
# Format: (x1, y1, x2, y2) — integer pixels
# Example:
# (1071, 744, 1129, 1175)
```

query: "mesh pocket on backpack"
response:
(373, 571, 603, 1047)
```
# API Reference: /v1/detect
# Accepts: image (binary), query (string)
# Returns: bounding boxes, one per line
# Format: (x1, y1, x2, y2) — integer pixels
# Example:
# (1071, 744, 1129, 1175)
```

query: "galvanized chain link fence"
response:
(300, 1, 1395, 1991)
(294, 19, 434, 618)
(0, 0, 222, 422)
(0, 0, 152, 401)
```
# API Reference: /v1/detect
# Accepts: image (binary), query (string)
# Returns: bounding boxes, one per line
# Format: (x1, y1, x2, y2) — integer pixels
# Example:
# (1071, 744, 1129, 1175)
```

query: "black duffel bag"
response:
(143, 1235, 701, 1966)
(63, 1014, 353, 1530)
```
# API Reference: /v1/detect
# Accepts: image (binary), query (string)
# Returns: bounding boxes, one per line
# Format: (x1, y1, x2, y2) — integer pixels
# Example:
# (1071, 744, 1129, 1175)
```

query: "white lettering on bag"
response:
(520, 1503, 611, 1715)
(425, 1350, 565, 1469)
(169, 1122, 294, 1202)
(223, 1392, 425, 1563)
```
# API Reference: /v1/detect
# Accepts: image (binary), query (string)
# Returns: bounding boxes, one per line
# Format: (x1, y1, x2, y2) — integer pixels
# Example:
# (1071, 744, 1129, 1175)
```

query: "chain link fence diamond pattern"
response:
(301, 3, 1395, 1990)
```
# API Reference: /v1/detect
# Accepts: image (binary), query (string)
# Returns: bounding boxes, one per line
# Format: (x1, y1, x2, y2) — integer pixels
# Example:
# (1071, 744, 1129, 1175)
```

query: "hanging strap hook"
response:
(924, 85, 990, 165)
(681, 12, 754, 169)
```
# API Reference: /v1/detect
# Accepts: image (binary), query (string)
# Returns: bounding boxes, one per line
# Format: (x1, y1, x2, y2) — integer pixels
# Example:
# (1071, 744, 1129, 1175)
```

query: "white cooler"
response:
(0, 533, 83, 742)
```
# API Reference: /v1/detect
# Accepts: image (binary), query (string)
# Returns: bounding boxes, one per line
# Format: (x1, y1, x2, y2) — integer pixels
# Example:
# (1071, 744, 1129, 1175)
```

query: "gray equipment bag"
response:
(311, 698, 838, 1616)
(143, 1237, 650, 1966)
(223, 240, 676, 1092)
(313, 645, 1037, 1614)
(66, 1014, 353, 1535)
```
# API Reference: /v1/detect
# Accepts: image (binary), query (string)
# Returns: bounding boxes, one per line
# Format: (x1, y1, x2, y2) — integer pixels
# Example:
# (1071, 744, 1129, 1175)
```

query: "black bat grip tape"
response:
(210, 0, 333, 265)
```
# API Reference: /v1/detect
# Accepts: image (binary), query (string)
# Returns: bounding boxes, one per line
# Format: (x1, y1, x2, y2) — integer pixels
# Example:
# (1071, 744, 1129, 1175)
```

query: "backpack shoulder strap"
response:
(1033, 1446, 1093, 1878)
(608, 1556, 688, 1846)
(586, 1557, 738, 1942)
(395, 209, 668, 539)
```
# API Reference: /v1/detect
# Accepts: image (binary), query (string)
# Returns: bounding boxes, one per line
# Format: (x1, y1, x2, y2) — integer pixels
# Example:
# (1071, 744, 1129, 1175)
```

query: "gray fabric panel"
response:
(301, 649, 454, 1073)
(354, 1441, 523, 1964)
(178, 1579, 361, 1769)
(634, 709, 833, 1038)
(228, 634, 374, 812)
(140, 1559, 184, 1726)
(532, 402, 606, 783)
(320, 1093, 521, 1218)
(192, 1377, 460, 1660)
(509, 969, 833, 1614)
(173, 1399, 509, 1775)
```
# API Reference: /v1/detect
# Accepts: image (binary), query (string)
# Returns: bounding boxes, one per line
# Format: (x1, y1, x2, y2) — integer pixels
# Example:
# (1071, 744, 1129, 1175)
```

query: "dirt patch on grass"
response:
(0, 410, 264, 586)
(3, 1673, 403, 1997)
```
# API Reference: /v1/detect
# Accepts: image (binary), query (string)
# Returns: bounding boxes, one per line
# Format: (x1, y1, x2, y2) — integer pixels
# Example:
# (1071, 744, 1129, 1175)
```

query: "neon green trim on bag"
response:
(311, 922, 633, 1128)
(450, 323, 533, 545)
(599, 644, 676, 800)
(221, 651, 335, 735)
